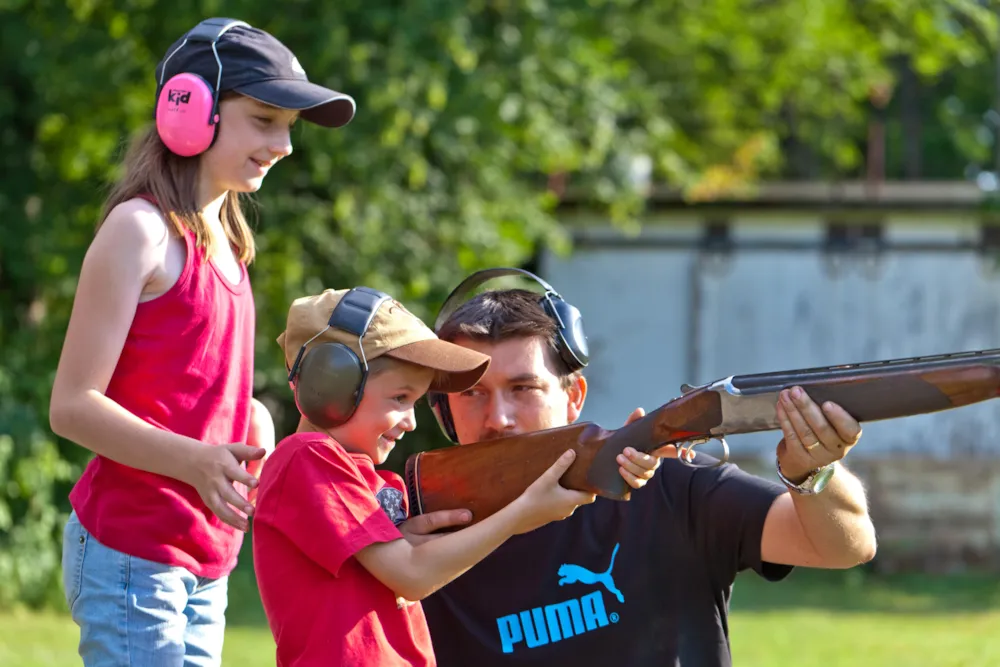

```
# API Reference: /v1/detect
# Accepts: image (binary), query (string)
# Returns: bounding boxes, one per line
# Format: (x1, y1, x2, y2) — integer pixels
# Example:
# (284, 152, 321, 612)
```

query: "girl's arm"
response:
(244, 398, 276, 505)
(49, 200, 263, 531)
(353, 450, 594, 601)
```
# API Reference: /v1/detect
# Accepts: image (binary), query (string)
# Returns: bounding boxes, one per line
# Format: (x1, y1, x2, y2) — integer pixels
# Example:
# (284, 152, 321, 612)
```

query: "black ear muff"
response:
(294, 343, 367, 429)
(286, 286, 391, 430)
(429, 267, 589, 443)
(542, 293, 589, 372)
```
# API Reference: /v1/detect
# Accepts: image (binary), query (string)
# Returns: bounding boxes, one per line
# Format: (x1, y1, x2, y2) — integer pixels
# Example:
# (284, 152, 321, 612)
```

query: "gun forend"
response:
(700, 347, 1000, 437)
(405, 347, 1000, 526)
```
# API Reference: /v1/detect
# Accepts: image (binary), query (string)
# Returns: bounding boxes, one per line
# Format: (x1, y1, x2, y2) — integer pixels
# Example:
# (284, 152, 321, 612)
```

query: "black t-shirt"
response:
(422, 455, 793, 667)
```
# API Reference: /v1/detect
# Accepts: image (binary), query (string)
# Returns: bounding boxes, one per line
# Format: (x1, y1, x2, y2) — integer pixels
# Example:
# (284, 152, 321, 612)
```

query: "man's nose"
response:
(483, 393, 515, 433)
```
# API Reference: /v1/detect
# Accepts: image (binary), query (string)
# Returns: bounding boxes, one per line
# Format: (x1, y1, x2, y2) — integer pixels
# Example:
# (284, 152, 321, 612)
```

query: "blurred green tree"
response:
(0, 0, 994, 608)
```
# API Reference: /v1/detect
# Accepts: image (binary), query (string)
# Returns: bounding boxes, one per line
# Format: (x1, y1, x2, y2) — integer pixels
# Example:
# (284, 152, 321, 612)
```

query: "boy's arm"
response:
(258, 442, 592, 602)
(354, 450, 593, 601)
(397, 509, 472, 545)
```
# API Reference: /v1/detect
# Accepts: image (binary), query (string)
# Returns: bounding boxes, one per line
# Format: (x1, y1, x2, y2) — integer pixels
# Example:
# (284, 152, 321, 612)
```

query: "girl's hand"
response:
(188, 444, 266, 531)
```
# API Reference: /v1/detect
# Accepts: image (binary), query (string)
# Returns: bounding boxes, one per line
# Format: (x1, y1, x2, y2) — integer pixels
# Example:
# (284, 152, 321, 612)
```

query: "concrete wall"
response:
(540, 209, 1000, 570)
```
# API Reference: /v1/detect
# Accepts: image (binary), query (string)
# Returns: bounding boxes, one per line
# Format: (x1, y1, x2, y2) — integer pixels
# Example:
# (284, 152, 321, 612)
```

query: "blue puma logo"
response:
(557, 543, 624, 603)
(495, 544, 624, 653)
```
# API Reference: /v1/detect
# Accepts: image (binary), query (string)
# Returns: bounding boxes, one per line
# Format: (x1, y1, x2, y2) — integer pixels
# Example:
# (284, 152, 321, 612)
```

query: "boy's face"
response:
(329, 361, 435, 464)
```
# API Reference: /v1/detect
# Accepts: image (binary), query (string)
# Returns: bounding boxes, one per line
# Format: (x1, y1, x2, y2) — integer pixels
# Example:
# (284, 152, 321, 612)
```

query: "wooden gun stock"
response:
(406, 348, 1000, 525)
(405, 389, 721, 524)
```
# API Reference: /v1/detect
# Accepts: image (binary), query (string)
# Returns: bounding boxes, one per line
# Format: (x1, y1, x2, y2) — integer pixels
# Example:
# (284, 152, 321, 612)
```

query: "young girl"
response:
(49, 18, 355, 666)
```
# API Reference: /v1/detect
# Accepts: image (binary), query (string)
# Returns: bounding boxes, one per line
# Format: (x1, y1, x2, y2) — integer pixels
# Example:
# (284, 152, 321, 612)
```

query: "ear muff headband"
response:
(434, 267, 589, 371)
(154, 18, 249, 157)
(286, 287, 392, 429)
(428, 267, 589, 443)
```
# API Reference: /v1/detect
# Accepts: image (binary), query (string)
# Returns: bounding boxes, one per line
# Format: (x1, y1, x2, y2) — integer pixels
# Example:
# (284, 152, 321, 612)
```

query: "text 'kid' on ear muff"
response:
(287, 287, 391, 430)
(427, 267, 589, 443)
(154, 17, 249, 157)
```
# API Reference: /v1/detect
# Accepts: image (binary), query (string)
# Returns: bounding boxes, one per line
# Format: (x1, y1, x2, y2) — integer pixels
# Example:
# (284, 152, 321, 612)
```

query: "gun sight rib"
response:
(730, 348, 1000, 394)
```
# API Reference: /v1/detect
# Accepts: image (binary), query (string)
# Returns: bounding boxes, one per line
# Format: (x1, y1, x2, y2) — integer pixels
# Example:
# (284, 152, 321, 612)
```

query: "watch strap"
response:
(775, 456, 836, 495)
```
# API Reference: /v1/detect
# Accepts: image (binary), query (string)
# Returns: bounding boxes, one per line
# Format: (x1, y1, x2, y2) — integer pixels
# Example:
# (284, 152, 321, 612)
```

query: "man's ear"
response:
(566, 374, 587, 423)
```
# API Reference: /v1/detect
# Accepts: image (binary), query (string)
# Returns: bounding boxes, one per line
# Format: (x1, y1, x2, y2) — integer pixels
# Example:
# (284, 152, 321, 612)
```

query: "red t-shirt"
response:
(69, 199, 255, 578)
(252, 432, 436, 667)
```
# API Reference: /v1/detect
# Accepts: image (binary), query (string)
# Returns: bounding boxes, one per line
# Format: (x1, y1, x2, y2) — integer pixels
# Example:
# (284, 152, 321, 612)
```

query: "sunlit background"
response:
(3, 2, 1000, 665)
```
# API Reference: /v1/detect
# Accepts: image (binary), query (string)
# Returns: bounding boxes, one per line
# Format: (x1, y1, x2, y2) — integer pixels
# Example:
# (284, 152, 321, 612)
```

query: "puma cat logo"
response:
(557, 543, 624, 603)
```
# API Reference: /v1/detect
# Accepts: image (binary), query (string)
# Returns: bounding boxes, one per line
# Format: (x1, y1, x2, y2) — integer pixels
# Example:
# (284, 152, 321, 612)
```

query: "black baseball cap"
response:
(155, 18, 356, 128)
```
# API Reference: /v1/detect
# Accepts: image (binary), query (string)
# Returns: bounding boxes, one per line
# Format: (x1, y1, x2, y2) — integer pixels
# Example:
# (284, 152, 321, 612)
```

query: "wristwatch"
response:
(775, 456, 836, 495)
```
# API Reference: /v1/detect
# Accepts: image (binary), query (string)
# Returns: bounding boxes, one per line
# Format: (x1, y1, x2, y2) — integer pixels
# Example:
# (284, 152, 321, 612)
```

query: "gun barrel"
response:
(406, 347, 1000, 525)
(710, 349, 1000, 436)
(729, 348, 1000, 394)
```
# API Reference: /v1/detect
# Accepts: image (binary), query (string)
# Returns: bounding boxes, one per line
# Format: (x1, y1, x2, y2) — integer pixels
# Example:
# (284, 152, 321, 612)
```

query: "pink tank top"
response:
(69, 199, 255, 578)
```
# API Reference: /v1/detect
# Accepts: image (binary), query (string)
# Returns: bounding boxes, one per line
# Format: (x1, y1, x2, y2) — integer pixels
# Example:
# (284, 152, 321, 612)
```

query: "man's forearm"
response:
(788, 464, 877, 568)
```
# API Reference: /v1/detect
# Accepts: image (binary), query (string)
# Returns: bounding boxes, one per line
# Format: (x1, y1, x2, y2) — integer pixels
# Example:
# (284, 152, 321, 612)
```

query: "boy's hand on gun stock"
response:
(623, 406, 696, 474)
(617, 407, 662, 489)
(398, 510, 473, 545)
(188, 444, 266, 532)
(511, 450, 596, 535)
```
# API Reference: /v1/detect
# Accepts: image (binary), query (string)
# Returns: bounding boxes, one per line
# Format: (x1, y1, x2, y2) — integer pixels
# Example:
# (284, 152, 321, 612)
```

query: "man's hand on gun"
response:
(775, 386, 862, 482)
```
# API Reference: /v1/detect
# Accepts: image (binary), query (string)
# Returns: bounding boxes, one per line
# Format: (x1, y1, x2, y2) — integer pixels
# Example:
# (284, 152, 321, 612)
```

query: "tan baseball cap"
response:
(277, 288, 490, 393)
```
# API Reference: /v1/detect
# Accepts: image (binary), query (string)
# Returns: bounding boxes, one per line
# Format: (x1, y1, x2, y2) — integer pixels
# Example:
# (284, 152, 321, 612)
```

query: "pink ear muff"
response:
(155, 72, 219, 157)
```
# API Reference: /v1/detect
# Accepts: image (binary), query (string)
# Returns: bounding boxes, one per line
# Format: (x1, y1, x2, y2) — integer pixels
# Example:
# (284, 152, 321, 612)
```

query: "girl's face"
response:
(200, 95, 298, 197)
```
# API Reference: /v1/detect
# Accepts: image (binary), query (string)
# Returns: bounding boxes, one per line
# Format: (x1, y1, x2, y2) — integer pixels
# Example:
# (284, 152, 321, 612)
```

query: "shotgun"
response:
(405, 347, 1000, 525)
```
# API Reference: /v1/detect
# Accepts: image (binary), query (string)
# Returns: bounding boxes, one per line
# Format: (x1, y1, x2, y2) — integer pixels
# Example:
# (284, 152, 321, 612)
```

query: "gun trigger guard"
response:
(676, 437, 729, 469)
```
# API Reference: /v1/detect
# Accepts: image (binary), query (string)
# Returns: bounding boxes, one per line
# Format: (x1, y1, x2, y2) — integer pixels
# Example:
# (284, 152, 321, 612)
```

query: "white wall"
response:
(540, 214, 1000, 461)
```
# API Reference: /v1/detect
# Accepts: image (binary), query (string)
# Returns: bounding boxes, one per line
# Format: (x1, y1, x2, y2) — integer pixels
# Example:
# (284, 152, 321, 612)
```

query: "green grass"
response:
(2, 566, 998, 666)
(0, 612, 276, 667)
(728, 568, 1000, 667)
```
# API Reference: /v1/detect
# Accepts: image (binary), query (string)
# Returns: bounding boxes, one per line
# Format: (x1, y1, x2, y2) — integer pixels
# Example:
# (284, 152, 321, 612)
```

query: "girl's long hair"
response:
(98, 117, 256, 265)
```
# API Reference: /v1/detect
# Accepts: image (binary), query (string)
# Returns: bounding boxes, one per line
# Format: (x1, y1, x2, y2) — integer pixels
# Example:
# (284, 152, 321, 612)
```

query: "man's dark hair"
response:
(436, 289, 582, 390)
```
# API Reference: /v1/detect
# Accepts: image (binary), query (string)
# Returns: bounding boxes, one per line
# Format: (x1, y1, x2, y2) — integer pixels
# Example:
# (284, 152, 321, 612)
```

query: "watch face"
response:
(776, 456, 836, 495)
(811, 464, 836, 493)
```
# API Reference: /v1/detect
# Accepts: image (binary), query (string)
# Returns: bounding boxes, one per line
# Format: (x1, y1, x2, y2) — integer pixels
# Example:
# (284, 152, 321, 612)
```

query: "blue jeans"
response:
(61, 511, 229, 667)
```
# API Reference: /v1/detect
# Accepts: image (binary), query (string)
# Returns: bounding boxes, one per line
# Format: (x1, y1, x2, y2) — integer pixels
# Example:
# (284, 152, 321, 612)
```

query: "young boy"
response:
(252, 288, 596, 666)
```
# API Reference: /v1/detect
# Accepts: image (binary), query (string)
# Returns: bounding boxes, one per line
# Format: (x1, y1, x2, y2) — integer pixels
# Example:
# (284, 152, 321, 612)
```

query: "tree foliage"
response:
(0, 0, 994, 607)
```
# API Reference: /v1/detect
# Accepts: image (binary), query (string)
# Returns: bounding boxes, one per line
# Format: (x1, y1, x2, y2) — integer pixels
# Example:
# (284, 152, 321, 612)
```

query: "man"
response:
(401, 270, 877, 666)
